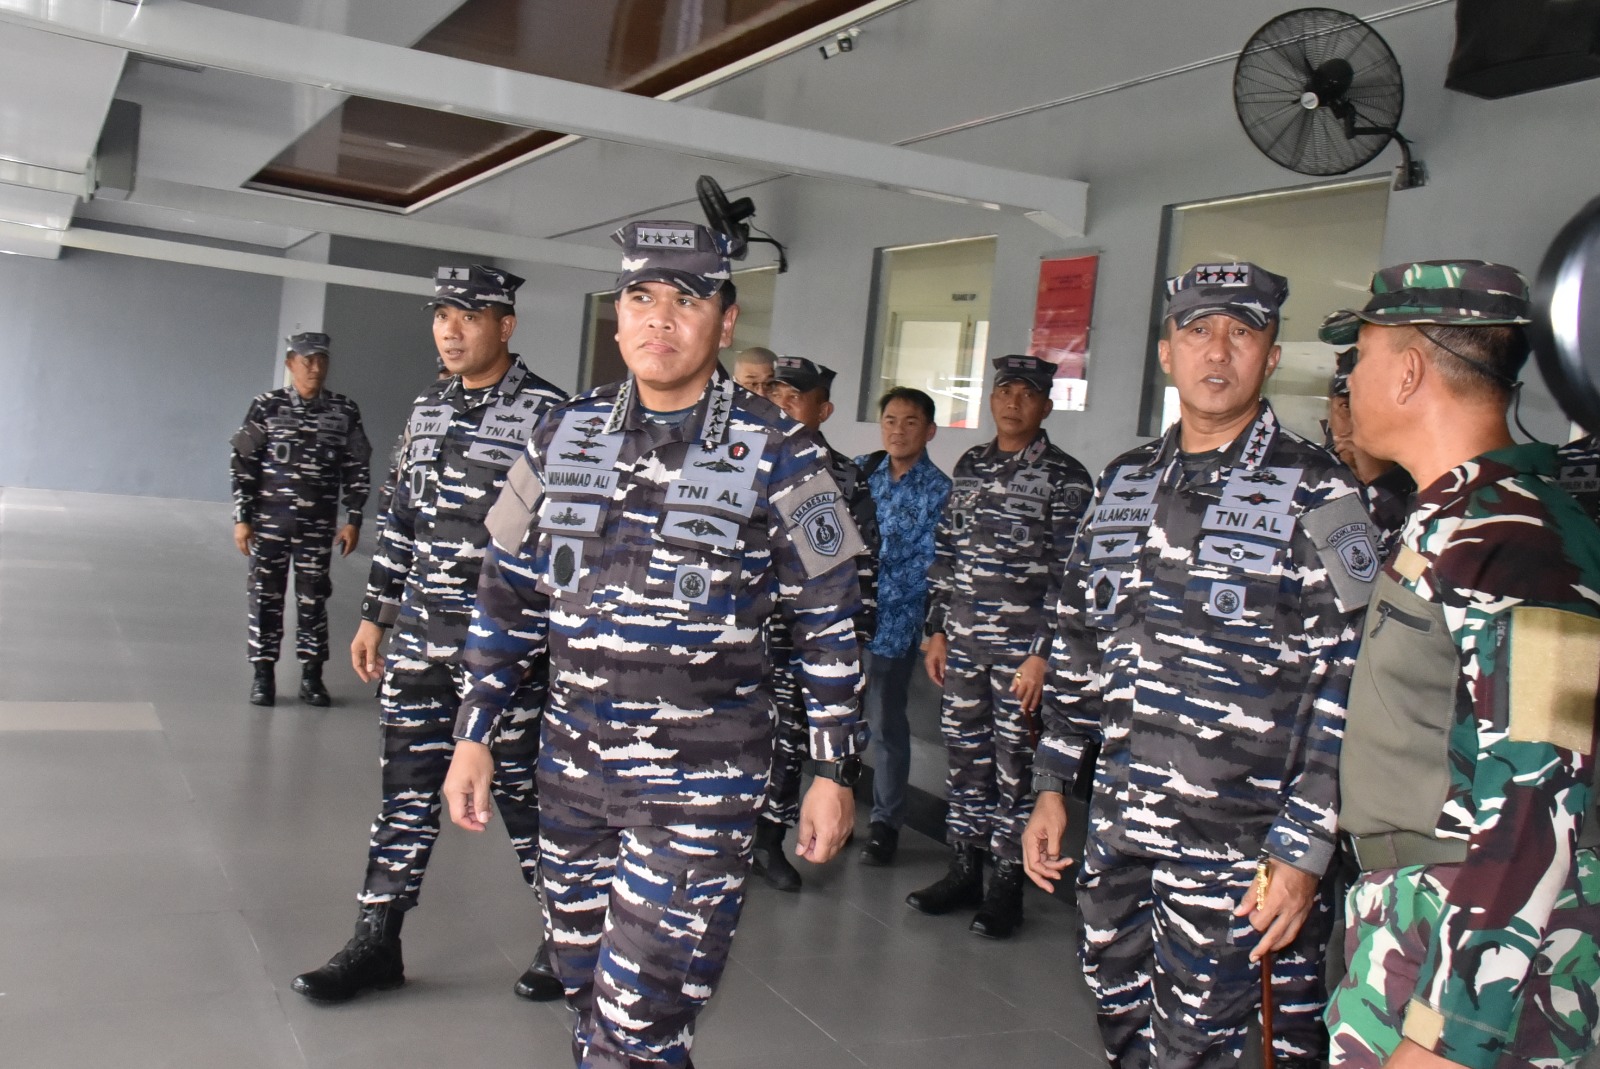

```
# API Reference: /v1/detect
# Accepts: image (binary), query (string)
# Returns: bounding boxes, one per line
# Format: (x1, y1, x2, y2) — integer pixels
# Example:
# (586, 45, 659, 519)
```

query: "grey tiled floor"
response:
(0, 487, 1108, 1068)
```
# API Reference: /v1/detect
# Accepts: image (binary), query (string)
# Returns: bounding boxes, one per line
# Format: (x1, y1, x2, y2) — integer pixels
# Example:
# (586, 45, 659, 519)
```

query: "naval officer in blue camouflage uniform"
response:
(230, 331, 371, 706)
(291, 265, 568, 1005)
(907, 354, 1093, 940)
(752, 354, 879, 892)
(443, 221, 868, 1069)
(1025, 263, 1377, 1069)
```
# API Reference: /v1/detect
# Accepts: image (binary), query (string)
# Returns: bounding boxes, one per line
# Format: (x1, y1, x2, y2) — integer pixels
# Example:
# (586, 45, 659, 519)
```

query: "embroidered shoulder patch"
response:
(1303, 492, 1379, 612)
(776, 470, 868, 579)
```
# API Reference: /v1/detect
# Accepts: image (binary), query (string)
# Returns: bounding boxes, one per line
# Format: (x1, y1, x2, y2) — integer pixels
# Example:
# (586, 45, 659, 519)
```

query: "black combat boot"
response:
(512, 939, 564, 1001)
(291, 904, 406, 1002)
(249, 662, 275, 707)
(905, 843, 985, 914)
(299, 662, 331, 707)
(750, 819, 802, 893)
(859, 821, 899, 866)
(969, 858, 1025, 939)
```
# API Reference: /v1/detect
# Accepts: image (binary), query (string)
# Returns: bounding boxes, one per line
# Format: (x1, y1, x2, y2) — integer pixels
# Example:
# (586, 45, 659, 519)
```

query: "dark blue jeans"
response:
(864, 649, 917, 829)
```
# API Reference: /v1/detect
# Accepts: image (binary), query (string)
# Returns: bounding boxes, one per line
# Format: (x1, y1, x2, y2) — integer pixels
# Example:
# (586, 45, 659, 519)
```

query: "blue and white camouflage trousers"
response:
(1078, 835, 1332, 1068)
(359, 654, 542, 907)
(539, 792, 753, 1069)
(939, 643, 1037, 861)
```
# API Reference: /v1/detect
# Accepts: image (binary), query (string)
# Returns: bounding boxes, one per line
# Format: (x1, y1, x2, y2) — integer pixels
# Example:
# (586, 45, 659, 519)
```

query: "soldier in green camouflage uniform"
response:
(1325, 260, 1600, 1069)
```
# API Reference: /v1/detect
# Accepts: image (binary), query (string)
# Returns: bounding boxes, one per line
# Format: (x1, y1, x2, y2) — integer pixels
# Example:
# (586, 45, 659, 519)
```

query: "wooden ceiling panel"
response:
(250, 0, 869, 208)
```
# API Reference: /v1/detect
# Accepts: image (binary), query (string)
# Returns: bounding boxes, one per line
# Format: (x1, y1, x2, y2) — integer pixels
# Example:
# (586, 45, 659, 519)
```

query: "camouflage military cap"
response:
(771, 356, 836, 394)
(992, 354, 1055, 395)
(1328, 347, 1356, 397)
(428, 264, 524, 311)
(1318, 260, 1531, 345)
(1165, 262, 1289, 331)
(286, 331, 331, 357)
(612, 219, 733, 300)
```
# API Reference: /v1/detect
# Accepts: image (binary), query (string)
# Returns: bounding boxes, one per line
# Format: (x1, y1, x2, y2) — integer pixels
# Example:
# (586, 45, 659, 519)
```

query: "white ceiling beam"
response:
(0, 0, 1088, 238)
(0, 158, 92, 199)
(0, 220, 434, 294)
(123, 179, 617, 272)
(0, 222, 63, 258)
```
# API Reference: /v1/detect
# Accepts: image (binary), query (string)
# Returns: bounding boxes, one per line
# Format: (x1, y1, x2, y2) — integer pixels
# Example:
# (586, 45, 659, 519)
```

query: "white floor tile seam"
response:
(727, 956, 849, 1050)
(0, 700, 162, 732)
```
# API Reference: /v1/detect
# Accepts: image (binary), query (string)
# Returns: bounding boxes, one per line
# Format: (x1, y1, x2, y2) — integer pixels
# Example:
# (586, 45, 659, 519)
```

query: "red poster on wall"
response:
(1029, 254, 1098, 410)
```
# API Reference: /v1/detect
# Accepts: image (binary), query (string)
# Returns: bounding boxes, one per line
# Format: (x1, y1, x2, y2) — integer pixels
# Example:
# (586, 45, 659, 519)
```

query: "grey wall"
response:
(0, 238, 282, 501)
(569, 0, 1600, 478)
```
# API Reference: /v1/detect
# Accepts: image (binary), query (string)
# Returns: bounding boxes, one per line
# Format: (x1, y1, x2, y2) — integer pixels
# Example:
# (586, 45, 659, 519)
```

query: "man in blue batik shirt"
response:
(856, 386, 952, 865)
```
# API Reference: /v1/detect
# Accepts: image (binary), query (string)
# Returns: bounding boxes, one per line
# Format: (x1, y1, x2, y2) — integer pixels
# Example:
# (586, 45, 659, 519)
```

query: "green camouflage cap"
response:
(1318, 259, 1531, 345)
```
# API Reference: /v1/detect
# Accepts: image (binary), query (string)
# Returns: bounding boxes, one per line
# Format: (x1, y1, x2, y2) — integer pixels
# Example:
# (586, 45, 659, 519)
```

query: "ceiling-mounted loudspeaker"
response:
(696, 175, 788, 273)
(1233, 7, 1425, 190)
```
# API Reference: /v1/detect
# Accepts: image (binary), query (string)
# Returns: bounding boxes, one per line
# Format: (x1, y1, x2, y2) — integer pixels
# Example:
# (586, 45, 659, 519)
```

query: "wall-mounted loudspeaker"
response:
(1447, 0, 1600, 99)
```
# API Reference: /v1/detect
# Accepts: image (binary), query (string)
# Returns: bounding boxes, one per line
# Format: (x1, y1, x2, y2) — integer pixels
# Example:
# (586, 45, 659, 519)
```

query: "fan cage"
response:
(1234, 7, 1405, 177)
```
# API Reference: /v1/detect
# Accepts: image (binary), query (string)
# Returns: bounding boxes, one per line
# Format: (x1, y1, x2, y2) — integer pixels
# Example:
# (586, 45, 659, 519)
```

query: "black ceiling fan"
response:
(1233, 7, 1426, 189)
(696, 175, 788, 273)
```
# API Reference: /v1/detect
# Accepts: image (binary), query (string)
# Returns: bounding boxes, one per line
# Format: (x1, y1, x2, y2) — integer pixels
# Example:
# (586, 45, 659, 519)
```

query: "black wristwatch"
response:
(812, 755, 863, 789)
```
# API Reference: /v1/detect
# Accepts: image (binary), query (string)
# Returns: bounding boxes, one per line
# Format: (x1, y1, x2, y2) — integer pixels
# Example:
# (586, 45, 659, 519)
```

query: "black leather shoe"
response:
(859, 821, 899, 866)
(292, 904, 406, 1002)
(906, 844, 985, 914)
(512, 940, 564, 1001)
(249, 662, 275, 707)
(969, 858, 1025, 939)
(299, 664, 331, 707)
(750, 819, 802, 893)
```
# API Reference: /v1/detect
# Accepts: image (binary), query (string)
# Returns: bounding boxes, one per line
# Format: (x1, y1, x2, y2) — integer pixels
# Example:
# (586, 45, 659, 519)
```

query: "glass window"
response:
(861, 236, 997, 428)
(1140, 177, 1391, 441)
(579, 264, 777, 392)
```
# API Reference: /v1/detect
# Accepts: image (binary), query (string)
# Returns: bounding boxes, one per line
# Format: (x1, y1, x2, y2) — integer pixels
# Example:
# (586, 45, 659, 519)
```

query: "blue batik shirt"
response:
(855, 450, 952, 658)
